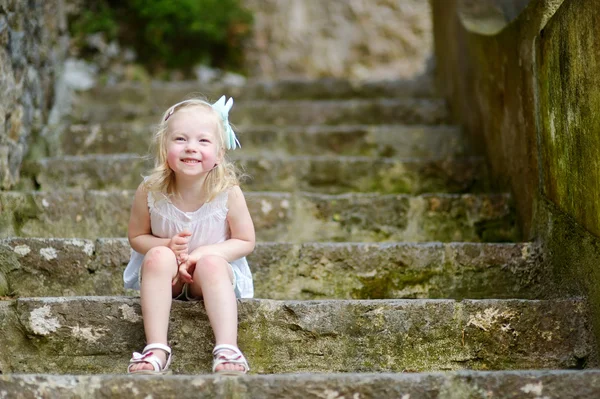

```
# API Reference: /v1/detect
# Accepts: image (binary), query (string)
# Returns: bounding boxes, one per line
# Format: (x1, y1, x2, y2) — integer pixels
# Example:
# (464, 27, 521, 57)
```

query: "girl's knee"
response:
(194, 255, 230, 280)
(142, 246, 176, 275)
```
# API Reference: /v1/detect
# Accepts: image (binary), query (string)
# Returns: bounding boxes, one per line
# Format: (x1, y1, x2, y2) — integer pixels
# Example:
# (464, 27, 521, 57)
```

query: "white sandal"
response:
(127, 343, 173, 375)
(212, 344, 250, 376)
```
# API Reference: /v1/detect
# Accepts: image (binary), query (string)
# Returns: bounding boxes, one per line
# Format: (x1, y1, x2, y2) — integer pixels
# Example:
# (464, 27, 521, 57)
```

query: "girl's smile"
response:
(181, 158, 201, 164)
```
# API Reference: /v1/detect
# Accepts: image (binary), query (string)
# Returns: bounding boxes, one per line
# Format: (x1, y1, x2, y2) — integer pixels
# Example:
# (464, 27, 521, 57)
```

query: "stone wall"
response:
(0, 0, 69, 190)
(242, 0, 432, 80)
(431, 0, 600, 348)
(536, 1, 600, 239)
(431, 0, 564, 236)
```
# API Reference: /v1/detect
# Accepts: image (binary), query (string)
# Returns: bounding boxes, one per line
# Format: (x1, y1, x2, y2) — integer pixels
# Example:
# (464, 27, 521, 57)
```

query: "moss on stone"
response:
(353, 268, 440, 299)
(6, 194, 40, 236)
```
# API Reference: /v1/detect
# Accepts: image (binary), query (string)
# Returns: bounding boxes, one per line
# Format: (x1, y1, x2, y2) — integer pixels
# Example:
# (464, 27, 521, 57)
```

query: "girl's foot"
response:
(214, 349, 247, 373)
(212, 344, 250, 375)
(127, 343, 172, 374)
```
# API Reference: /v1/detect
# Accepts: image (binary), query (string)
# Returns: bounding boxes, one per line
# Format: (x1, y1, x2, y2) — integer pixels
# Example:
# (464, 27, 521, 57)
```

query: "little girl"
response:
(123, 96, 254, 375)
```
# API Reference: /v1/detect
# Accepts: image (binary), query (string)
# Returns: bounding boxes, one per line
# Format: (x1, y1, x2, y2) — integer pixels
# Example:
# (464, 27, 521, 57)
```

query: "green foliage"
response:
(69, 0, 253, 73)
(70, 3, 119, 46)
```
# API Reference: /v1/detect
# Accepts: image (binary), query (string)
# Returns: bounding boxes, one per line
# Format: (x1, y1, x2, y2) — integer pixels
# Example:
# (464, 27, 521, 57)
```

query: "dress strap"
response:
(147, 190, 157, 211)
(215, 189, 229, 209)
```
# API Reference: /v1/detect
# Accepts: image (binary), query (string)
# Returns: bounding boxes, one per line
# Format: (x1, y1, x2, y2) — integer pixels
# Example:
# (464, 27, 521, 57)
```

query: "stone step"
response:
(0, 190, 516, 242)
(87, 77, 437, 105)
(0, 238, 542, 299)
(0, 297, 593, 374)
(2, 370, 600, 398)
(71, 98, 450, 125)
(22, 154, 489, 194)
(63, 123, 470, 158)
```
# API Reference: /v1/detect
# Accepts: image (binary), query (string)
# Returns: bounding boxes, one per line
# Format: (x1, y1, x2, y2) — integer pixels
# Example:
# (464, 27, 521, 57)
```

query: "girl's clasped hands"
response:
(168, 230, 203, 285)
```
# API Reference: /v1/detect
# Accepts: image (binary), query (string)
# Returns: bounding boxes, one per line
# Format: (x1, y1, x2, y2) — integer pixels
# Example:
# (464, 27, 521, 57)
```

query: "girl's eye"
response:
(200, 139, 210, 143)
(175, 137, 186, 142)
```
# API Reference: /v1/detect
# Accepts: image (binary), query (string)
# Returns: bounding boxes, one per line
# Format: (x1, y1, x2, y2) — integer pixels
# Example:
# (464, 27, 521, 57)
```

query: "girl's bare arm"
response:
(128, 183, 171, 254)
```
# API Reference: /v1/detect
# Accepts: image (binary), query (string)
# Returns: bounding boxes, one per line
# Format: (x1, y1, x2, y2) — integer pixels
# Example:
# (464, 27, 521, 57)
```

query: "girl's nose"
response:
(185, 142, 198, 152)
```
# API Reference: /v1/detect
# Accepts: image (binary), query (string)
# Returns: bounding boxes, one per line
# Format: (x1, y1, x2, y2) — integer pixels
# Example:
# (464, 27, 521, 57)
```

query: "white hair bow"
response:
(211, 95, 240, 150)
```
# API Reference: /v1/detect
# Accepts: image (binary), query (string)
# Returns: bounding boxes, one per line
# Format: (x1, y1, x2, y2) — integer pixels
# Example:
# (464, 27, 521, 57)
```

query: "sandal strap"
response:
(212, 344, 249, 373)
(128, 343, 173, 373)
(143, 343, 172, 355)
(212, 344, 242, 356)
(128, 352, 163, 372)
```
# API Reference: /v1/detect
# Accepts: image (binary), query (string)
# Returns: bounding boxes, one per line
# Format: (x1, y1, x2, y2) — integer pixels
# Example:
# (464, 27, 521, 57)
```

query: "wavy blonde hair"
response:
(143, 98, 240, 202)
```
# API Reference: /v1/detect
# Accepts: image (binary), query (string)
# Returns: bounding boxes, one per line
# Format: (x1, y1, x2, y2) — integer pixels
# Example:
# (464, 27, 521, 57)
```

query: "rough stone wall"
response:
(431, 0, 600, 348)
(431, 0, 564, 237)
(242, 0, 432, 80)
(536, 1, 600, 239)
(534, 1, 600, 346)
(0, 0, 68, 190)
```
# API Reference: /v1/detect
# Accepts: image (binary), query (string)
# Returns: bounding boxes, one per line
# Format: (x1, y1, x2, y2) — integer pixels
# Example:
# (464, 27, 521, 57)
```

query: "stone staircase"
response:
(0, 77, 598, 398)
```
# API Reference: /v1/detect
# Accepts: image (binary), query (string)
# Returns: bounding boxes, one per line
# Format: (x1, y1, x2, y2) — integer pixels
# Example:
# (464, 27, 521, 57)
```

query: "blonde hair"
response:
(143, 98, 240, 202)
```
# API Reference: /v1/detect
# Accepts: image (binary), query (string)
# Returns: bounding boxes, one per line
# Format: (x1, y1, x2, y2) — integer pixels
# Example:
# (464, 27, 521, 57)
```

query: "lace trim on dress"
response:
(147, 190, 230, 224)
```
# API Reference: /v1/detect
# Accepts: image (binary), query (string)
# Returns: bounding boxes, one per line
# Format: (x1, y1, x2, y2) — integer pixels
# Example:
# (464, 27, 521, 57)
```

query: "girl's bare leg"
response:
(130, 246, 178, 372)
(189, 255, 244, 372)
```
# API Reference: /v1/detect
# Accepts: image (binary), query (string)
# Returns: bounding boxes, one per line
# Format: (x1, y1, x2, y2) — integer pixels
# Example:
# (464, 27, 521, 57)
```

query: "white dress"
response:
(123, 188, 254, 298)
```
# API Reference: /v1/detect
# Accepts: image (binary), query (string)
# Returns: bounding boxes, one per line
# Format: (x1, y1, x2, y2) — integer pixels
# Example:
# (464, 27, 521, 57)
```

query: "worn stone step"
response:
(2, 370, 600, 399)
(0, 238, 542, 299)
(71, 98, 450, 125)
(0, 190, 517, 242)
(63, 123, 470, 158)
(87, 76, 437, 105)
(0, 297, 593, 374)
(22, 154, 488, 194)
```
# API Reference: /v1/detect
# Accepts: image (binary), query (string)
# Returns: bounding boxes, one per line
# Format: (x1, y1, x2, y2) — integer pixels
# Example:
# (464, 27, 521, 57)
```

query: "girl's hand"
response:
(168, 230, 192, 264)
(177, 260, 195, 285)
(175, 249, 206, 285)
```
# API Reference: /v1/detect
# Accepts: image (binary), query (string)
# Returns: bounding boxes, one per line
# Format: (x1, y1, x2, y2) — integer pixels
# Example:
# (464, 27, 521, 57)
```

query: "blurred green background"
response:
(69, 0, 253, 75)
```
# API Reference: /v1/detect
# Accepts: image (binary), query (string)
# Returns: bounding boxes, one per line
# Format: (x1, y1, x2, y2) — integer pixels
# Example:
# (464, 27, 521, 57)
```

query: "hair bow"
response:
(211, 96, 240, 150)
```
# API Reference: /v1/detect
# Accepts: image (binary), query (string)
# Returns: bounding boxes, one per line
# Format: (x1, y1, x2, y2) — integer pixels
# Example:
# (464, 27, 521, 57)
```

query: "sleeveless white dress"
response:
(123, 188, 254, 298)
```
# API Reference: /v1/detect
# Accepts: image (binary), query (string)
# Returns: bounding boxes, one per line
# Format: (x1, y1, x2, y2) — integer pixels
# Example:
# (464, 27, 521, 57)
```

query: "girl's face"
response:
(165, 106, 222, 179)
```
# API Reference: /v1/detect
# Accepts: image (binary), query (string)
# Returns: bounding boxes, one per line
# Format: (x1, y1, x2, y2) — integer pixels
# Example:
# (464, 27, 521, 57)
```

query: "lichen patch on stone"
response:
(318, 389, 344, 399)
(191, 379, 206, 387)
(119, 304, 141, 322)
(13, 245, 31, 256)
(521, 243, 530, 258)
(520, 381, 545, 396)
(29, 305, 61, 335)
(313, 391, 362, 399)
(40, 247, 58, 261)
(70, 324, 108, 343)
(541, 331, 553, 341)
(261, 199, 273, 215)
(120, 382, 139, 395)
(466, 308, 516, 332)
(68, 239, 95, 256)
